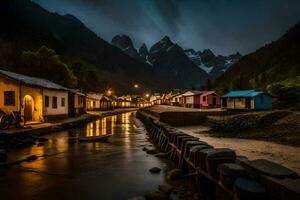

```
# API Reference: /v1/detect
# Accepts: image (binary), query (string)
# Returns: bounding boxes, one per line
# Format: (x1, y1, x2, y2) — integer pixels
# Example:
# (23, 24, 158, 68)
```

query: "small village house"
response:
(68, 90, 86, 117)
(150, 94, 161, 105)
(86, 93, 100, 111)
(100, 95, 113, 110)
(86, 93, 113, 111)
(199, 91, 221, 108)
(221, 90, 272, 110)
(0, 69, 70, 123)
(182, 91, 202, 108)
(170, 93, 184, 107)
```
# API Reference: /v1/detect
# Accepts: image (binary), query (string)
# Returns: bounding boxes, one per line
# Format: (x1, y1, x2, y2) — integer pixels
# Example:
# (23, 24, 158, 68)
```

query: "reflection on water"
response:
(1, 112, 168, 200)
(85, 112, 131, 137)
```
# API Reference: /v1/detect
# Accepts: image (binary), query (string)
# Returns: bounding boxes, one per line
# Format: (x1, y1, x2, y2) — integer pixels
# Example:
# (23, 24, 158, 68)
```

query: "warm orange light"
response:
(134, 84, 139, 88)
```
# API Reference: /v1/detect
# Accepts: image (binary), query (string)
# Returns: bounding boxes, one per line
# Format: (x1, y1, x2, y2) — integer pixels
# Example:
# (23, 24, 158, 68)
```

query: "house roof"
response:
(201, 91, 217, 96)
(182, 90, 204, 96)
(0, 69, 68, 91)
(222, 90, 266, 98)
(87, 93, 104, 100)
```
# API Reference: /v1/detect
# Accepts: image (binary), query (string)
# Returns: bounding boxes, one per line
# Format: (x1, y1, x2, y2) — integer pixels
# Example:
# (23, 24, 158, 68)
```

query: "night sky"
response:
(33, 0, 300, 55)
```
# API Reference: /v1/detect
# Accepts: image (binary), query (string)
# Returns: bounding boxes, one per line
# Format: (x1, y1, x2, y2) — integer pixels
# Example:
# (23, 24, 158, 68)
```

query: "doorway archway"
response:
(23, 95, 34, 122)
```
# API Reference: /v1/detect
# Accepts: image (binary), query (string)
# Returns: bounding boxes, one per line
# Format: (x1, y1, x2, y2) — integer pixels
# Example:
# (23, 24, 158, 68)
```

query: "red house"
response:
(191, 91, 220, 108)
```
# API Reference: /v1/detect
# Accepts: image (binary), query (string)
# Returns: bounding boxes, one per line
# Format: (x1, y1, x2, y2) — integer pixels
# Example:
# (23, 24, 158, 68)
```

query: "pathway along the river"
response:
(0, 112, 172, 200)
(178, 125, 300, 174)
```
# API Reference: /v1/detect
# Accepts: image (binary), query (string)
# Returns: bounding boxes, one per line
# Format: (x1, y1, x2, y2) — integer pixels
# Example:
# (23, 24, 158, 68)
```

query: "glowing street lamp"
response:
(145, 93, 150, 98)
(106, 89, 113, 96)
(134, 84, 139, 89)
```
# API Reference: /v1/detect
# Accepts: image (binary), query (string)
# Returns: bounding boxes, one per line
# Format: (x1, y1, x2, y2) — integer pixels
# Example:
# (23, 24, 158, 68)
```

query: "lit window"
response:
(4, 91, 15, 106)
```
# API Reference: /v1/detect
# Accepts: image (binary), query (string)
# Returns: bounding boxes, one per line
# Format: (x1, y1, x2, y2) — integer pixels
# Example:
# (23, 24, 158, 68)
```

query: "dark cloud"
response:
(33, 0, 300, 55)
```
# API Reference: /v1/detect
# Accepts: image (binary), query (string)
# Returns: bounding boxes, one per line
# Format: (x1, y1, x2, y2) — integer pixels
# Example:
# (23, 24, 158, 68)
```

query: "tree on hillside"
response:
(21, 46, 77, 88)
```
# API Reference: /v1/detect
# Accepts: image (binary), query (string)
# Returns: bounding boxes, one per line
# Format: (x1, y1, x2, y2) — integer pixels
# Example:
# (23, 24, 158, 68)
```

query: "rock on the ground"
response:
(158, 183, 173, 193)
(0, 149, 7, 162)
(154, 152, 168, 158)
(149, 167, 161, 173)
(167, 169, 182, 180)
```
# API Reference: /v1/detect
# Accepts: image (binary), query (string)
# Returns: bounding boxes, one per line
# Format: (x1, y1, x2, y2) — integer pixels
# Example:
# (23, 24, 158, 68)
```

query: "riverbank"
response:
(141, 105, 300, 146)
(136, 110, 300, 199)
(0, 108, 137, 150)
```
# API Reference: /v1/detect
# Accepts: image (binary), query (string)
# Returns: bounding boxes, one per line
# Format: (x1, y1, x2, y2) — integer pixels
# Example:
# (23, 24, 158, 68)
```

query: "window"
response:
(202, 96, 206, 101)
(52, 96, 57, 109)
(4, 91, 15, 106)
(61, 97, 65, 107)
(45, 96, 49, 107)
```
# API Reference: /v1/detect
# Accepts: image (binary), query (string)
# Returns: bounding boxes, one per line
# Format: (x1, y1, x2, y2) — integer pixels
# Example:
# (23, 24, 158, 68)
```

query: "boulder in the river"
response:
(149, 167, 161, 173)
(167, 169, 182, 180)
(24, 155, 38, 162)
(158, 183, 173, 193)
(154, 152, 168, 158)
(146, 148, 158, 155)
(0, 149, 7, 162)
(142, 147, 149, 151)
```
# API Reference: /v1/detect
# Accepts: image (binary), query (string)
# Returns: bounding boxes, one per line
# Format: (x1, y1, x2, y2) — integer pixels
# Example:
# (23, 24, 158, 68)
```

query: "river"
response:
(0, 112, 171, 200)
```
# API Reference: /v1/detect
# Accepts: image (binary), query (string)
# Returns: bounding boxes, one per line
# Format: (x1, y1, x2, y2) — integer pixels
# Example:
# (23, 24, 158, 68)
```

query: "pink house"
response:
(198, 91, 221, 108)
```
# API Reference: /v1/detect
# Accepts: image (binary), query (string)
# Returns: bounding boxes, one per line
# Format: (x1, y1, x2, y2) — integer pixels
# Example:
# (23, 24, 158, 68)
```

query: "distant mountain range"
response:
(214, 21, 300, 92)
(0, 0, 210, 94)
(111, 35, 242, 79)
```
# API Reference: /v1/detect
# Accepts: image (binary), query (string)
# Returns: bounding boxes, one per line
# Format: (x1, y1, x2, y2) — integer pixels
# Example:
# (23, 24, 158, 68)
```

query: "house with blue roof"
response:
(221, 90, 272, 110)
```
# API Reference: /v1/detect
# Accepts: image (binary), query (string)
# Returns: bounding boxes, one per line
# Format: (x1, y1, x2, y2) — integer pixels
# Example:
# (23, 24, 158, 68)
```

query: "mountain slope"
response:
(184, 49, 242, 79)
(214, 22, 300, 92)
(148, 36, 209, 88)
(0, 0, 160, 93)
(112, 35, 209, 88)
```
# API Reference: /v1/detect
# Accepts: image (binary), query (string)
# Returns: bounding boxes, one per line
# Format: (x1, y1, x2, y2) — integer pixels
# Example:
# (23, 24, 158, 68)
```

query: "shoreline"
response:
(0, 108, 138, 136)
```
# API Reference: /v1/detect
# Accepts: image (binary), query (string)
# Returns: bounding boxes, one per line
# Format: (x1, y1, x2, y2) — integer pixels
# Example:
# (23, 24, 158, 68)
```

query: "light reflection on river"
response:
(0, 112, 170, 200)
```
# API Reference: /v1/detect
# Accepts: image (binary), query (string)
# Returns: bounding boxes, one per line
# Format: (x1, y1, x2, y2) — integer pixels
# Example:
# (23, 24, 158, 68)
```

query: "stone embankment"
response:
(137, 110, 300, 200)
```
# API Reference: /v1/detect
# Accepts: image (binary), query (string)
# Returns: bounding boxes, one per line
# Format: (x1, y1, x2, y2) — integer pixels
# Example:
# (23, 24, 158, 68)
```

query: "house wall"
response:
(0, 76, 43, 122)
(222, 97, 255, 109)
(43, 89, 68, 117)
(0, 76, 21, 113)
(86, 98, 100, 110)
(204, 94, 221, 107)
(185, 96, 194, 107)
(254, 94, 272, 110)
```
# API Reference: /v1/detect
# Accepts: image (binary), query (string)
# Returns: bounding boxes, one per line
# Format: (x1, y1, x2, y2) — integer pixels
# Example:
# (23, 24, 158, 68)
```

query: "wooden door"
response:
(24, 98, 32, 121)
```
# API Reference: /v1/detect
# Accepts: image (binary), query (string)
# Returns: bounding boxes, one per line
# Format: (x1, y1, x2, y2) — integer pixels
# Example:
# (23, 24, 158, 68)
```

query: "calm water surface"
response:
(0, 112, 170, 200)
